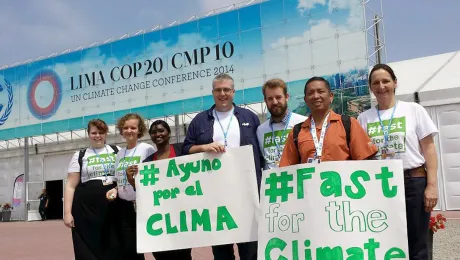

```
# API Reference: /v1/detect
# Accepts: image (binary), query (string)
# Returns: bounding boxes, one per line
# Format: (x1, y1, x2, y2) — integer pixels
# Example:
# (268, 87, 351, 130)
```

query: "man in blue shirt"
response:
(182, 73, 261, 260)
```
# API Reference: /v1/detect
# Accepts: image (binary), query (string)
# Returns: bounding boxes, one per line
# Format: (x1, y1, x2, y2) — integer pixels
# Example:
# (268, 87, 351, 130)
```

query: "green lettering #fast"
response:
(116, 156, 141, 170)
(263, 129, 292, 148)
(366, 117, 406, 138)
(87, 154, 116, 166)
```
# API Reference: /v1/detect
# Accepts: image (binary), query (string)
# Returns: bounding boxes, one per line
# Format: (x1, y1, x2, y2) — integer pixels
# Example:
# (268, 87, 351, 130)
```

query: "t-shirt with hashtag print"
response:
(358, 100, 438, 170)
(257, 112, 307, 169)
(67, 145, 120, 183)
(115, 142, 156, 201)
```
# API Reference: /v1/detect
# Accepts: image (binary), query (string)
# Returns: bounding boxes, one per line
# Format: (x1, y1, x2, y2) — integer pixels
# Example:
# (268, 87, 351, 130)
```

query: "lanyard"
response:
(377, 101, 398, 147)
(121, 143, 138, 187)
(214, 109, 234, 147)
(269, 111, 292, 161)
(310, 112, 330, 159)
(91, 145, 112, 179)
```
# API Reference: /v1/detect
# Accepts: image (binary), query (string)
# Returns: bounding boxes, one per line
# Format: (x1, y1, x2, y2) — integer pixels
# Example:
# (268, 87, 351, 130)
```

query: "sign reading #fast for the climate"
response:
(259, 160, 409, 260)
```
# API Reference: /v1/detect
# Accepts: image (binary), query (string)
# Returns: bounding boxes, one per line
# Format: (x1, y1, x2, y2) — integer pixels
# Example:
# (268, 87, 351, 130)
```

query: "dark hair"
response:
(369, 64, 397, 85)
(304, 76, 331, 95)
(149, 120, 171, 135)
(262, 78, 288, 97)
(116, 113, 147, 138)
(87, 119, 108, 134)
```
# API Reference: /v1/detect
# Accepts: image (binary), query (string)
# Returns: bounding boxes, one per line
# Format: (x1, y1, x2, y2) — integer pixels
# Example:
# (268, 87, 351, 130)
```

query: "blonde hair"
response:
(116, 113, 147, 138)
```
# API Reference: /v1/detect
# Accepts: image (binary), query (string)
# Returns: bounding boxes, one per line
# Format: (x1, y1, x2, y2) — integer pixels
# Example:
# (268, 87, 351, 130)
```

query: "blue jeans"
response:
(404, 176, 430, 260)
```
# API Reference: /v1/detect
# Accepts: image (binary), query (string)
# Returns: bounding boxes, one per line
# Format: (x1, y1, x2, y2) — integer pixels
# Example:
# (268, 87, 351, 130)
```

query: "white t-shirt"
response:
(358, 101, 438, 170)
(67, 145, 120, 183)
(257, 112, 307, 169)
(115, 142, 156, 201)
(213, 108, 240, 148)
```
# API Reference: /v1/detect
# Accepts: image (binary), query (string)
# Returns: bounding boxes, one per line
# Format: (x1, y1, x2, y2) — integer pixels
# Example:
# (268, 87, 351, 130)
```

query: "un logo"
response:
(0, 77, 14, 126)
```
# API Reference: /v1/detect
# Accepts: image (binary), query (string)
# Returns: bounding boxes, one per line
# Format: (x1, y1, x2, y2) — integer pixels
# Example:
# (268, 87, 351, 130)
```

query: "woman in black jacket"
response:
(126, 119, 191, 260)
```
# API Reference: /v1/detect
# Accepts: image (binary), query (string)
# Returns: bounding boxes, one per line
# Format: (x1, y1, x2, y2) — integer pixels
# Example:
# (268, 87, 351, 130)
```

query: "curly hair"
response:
(87, 119, 108, 134)
(116, 113, 147, 138)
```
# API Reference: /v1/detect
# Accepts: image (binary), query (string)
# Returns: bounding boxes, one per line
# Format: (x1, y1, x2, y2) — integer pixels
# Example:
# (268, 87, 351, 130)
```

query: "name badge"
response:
(307, 158, 321, 164)
(102, 178, 113, 186)
(381, 147, 396, 159)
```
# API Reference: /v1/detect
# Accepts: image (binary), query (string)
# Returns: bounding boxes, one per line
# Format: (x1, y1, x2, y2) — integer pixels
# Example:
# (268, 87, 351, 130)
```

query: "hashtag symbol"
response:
(368, 125, 377, 135)
(264, 171, 294, 203)
(265, 136, 272, 145)
(139, 164, 160, 186)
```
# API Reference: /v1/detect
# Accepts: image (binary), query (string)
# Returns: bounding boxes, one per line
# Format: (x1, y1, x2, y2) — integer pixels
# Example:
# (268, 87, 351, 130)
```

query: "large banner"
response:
(0, 0, 369, 140)
(135, 146, 259, 253)
(258, 160, 409, 259)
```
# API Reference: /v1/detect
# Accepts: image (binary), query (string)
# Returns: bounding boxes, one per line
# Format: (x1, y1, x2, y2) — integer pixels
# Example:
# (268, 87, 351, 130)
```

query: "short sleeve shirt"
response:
(357, 101, 438, 170)
(67, 145, 119, 183)
(280, 110, 378, 166)
(115, 142, 156, 201)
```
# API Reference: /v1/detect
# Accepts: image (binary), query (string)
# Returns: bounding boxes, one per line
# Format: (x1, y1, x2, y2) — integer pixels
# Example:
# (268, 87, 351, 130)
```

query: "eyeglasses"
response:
(213, 88, 234, 94)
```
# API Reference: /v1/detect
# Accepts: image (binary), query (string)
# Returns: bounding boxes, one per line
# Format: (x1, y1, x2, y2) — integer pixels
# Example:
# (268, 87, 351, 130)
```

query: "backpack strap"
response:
(341, 115, 351, 150)
(78, 148, 86, 175)
(109, 144, 119, 154)
(292, 122, 303, 163)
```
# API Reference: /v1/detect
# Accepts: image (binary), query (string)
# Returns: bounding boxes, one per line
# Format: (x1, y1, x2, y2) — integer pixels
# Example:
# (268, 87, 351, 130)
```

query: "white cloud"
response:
(298, 0, 327, 13)
(267, 19, 367, 79)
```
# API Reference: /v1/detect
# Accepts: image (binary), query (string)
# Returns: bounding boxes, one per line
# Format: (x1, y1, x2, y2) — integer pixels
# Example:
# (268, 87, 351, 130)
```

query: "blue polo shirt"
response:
(182, 104, 264, 189)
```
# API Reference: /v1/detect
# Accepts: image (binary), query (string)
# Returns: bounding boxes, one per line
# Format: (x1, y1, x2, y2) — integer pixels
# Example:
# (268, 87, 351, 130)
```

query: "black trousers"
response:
(212, 241, 257, 260)
(404, 176, 430, 260)
(39, 206, 47, 220)
(117, 199, 145, 260)
(152, 248, 192, 260)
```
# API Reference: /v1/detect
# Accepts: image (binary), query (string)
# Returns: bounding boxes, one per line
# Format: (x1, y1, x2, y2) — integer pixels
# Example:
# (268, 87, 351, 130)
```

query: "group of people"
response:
(64, 63, 439, 260)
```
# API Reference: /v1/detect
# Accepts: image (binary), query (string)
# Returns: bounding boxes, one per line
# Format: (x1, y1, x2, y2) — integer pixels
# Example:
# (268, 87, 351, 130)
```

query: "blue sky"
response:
(1, 0, 459, 67)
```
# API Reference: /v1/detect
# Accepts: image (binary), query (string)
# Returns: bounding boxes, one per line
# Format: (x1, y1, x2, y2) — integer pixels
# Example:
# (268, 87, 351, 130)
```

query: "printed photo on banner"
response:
(258, 160, 409, 260)
(135, 146, 259, 253)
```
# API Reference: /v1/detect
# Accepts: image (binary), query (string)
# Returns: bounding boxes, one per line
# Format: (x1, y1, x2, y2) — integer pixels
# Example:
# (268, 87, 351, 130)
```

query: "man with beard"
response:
(280, 77, 377, 166)
(256, 78, 307, 169)
(182, 73, 261, 260)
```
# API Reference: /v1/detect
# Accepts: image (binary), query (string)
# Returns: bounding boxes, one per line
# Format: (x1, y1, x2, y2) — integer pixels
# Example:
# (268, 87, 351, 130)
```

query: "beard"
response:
(268, 103, 288, 118)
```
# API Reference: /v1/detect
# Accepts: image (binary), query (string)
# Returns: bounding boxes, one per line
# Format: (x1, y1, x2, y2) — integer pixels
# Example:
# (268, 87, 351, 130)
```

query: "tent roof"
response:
(385, 51, 460, 107)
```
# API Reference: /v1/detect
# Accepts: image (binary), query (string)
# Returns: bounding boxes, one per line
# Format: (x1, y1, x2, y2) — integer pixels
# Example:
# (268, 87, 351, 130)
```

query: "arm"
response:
(420, 135, 438, 212)
(64, 173, 80, 228)
(253, 114, 265, 170)
(45, 197, 49, 208)
(279, 131, 300, 167)
(349, 118, 378, 160)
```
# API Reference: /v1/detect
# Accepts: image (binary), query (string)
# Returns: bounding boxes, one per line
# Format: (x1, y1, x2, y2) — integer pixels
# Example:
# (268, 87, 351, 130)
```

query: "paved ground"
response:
(0, 218, 458, 259)
(0, 220, 232, 260)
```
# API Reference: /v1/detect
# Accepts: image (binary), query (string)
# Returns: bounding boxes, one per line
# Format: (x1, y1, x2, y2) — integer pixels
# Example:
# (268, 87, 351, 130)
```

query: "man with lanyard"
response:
(257, 78, 307, 169)
(280, 77, 377, 166)
(182, 73, 262, 260)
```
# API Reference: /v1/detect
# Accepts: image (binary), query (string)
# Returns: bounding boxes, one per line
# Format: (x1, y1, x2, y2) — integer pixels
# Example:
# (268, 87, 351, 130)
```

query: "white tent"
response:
(386, 51, 460, 210)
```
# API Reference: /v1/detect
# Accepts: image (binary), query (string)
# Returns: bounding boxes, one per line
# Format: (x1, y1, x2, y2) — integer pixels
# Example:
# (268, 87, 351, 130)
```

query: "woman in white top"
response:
(65, 119, 121, 260)
(106, 113, 155, 260)
(358, 64, 439, 260)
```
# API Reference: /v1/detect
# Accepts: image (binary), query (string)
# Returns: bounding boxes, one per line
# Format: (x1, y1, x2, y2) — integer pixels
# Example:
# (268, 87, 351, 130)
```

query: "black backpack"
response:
(292, 115, 351, 161)
(78, 145, 119, 174)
